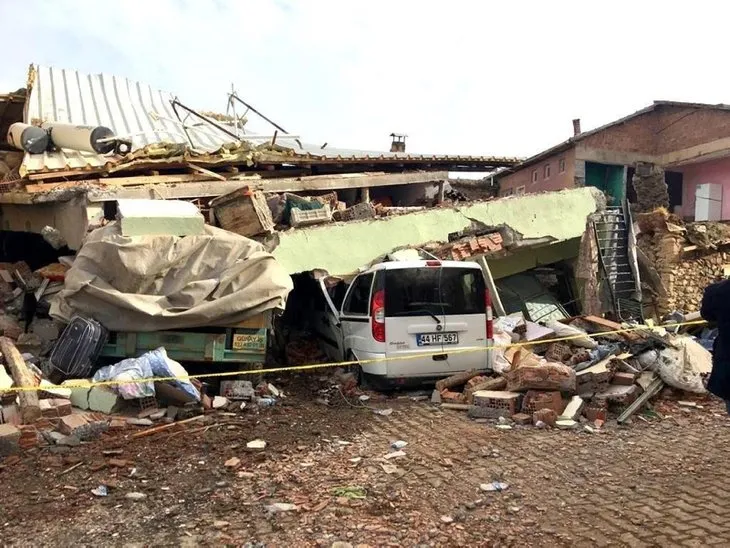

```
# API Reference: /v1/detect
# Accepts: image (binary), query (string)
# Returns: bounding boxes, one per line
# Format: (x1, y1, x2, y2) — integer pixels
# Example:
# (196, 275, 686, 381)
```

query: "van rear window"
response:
(384, 267, 486, 317)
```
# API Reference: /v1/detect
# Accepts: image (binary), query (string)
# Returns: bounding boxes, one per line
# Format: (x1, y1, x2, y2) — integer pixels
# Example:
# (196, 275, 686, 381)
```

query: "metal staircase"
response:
(593, 201, 644, 322)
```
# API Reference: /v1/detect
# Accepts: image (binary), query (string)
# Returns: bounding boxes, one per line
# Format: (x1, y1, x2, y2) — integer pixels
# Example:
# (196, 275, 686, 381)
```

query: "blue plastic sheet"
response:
(93, 347, 200, 401)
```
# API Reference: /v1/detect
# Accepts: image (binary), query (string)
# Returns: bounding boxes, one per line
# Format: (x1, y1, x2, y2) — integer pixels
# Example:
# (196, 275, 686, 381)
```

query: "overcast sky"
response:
(1, 0, 728, 159)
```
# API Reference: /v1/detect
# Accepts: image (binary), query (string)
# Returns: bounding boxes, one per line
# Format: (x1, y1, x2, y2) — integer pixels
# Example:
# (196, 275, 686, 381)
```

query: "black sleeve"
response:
(701, 281, 726, 322)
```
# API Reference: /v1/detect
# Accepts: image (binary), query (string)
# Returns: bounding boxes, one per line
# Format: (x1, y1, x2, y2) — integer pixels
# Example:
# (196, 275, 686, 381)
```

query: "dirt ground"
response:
(1, 375, 729, 547)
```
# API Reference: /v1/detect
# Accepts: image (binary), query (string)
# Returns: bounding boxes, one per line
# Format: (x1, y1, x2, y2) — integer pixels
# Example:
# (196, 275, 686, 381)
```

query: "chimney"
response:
(390, 133, 407, 153)
(572, 118, 581, 136)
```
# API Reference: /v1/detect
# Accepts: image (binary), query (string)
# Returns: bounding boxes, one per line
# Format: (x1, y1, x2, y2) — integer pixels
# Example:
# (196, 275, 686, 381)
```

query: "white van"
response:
(315, 260, 494, 387)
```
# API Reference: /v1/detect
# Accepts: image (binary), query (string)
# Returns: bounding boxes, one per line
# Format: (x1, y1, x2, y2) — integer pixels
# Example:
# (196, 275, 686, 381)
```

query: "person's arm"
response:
(701, 282, 723, 322)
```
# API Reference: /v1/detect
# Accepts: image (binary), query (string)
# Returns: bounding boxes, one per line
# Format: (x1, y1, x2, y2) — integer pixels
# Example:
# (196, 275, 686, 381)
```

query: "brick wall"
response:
(654, 106, 730, 155)
(581, 105, 730, 156)
(499, 147, 575, 197)
(580, 111, 656, 154)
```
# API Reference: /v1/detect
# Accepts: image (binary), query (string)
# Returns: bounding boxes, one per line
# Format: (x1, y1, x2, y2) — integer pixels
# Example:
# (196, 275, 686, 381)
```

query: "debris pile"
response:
(431, 312, 713, 428)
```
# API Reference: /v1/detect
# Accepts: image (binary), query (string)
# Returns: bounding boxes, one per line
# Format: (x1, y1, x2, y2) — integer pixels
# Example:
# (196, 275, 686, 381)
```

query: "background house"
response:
(496, 101, 730, 220)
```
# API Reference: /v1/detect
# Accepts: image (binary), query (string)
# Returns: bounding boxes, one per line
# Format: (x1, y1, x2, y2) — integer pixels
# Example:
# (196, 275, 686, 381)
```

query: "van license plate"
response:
(417, 333, 458, 346)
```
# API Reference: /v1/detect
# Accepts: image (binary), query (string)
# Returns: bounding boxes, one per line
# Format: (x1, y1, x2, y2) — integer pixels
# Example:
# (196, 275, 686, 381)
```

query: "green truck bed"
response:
(100, 313, 271, 365)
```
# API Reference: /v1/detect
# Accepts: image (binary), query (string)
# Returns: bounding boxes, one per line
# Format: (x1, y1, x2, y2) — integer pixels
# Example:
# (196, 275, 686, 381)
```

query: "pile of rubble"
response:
(431, 313, 712, 429)
(0, 335, 286, 456)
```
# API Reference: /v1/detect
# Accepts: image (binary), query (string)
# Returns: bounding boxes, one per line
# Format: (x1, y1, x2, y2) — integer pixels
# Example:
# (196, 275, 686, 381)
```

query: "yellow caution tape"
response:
(1, 319, 708, 393)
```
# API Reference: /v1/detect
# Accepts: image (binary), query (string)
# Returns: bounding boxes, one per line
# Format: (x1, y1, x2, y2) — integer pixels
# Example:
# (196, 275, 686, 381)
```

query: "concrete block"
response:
(220, 380, 255, 401)
(65, 383, 91, 410)
(511, 413, 532, 425)
(472, 390, 522, 417)
(1, 404, 20, 425)
(117, 199, 205, 237)
(290, 205, 331, 227)
(58, 414, 88, 436)
(0, 423, 21, 455)
(559, 396, 585, 421)
(88, 386, 122, 414)
(595, 384, 641, 405)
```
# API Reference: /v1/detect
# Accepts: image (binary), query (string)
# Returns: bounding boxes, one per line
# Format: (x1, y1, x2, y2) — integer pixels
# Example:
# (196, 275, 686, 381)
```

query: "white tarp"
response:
(50, 222, 293, 331)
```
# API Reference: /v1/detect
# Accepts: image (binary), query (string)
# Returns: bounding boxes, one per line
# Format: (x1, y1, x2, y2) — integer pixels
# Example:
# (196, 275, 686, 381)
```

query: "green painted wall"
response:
(585, 162, 625, 206)
(273, 187, 604, 275)
(487, 239, 581, 280)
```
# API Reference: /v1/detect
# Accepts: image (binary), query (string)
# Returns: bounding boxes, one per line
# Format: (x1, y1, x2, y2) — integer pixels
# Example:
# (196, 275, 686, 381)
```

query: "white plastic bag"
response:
(646, 336, 711, 393)
(492, 331, 514, 374)
(546, 320, 598, 349)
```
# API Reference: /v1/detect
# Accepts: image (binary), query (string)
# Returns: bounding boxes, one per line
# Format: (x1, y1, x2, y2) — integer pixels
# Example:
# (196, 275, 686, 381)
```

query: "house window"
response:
(531, 170, 538, 183)
(516, 186, 526, 195)
(544, 164, 551, 179)
(503, 188, 514, 197)
(559, 158, 566, 173)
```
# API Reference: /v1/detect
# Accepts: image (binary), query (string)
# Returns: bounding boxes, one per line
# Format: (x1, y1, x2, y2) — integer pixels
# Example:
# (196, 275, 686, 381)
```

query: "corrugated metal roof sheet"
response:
(21, 64, 520, 177)
(23, 65, 244, 175)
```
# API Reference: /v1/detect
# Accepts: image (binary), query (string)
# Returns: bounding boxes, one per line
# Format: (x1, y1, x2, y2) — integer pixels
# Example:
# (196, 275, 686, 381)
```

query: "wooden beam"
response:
(86, 171, 450, 202)
(187, 163, 227, 182)
(0, 337, 41, 424)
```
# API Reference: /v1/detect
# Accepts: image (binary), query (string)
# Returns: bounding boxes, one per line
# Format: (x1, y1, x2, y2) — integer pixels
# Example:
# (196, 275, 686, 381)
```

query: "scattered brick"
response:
(522, 391, 565, 415)
(612, 372, 638, 386)
(511, 413, 532, 425)
(440, 390, 466, 404)
(533, 408, 558, 427)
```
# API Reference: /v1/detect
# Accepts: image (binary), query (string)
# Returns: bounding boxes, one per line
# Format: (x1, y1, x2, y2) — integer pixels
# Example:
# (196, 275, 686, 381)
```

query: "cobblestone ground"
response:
(1, 395, 728, 546)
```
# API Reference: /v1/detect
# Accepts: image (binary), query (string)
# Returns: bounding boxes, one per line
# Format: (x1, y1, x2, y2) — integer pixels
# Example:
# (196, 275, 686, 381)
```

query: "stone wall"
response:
(638, 228, 728, 315)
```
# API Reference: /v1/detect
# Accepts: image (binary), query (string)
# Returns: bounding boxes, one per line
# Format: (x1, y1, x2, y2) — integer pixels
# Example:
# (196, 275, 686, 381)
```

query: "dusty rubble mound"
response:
(431, 312, 712, 430)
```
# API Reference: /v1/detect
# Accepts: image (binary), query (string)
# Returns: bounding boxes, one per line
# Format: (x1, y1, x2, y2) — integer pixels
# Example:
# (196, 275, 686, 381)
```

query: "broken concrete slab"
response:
(0, 423, 21, 455)
(559, 396, 585, 421)
(212, 396, 229, 409)
(65, 383, 91, 410)
(87, 386, 122, 414)
(637, 371, 658, 391)
(273, 187, 605, 275)
(117, 199, 205, 237)
(595, 384, 641, 405)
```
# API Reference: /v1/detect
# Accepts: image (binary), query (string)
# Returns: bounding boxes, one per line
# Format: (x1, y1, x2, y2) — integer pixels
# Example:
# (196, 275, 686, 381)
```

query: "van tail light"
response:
(371, 289, 386, 343)
(485, 289, 494, 340)
(425, 260, 441, 267)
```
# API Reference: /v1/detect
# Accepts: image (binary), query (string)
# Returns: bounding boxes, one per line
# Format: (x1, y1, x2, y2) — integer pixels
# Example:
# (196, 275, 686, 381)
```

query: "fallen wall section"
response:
(273, 187, 606, 275)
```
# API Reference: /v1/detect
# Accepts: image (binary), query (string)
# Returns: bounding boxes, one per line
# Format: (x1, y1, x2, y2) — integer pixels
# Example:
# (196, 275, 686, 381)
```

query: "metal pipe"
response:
(6, 123, 49, 153)
(42, 122, 116, 154)
(228, 93, 289, 134)
(170, 98, 241, 145)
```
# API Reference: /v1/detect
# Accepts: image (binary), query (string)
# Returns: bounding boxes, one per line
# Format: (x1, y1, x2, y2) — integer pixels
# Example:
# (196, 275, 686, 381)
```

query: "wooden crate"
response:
(210, 188, 274, 237)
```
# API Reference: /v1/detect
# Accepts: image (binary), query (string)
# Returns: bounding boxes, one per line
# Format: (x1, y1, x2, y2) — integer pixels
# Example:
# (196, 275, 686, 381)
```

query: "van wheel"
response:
(345, 352, 368, 389)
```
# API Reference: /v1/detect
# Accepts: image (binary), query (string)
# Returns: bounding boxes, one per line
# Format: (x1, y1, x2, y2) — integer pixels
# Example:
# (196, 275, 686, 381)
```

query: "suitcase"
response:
(47, 315, 108, 382)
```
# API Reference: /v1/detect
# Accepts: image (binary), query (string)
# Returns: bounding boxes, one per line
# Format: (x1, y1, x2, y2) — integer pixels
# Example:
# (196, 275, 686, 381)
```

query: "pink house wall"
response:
(678, 156, 730, 220)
